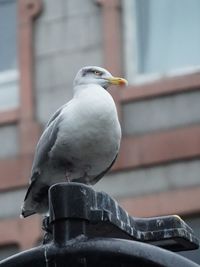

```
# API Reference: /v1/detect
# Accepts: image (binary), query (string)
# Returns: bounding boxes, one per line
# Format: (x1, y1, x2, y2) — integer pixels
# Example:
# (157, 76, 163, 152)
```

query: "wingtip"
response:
(20, 214, 24, 219)
(20, 209, 36, 218)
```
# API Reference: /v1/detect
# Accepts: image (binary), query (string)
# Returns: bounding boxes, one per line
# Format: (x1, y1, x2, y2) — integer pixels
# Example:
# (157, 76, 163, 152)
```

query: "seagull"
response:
(21, 66, 128, 218)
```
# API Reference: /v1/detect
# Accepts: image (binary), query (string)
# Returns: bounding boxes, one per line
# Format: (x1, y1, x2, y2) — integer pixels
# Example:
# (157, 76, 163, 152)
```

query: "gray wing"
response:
(31, 102, 71, 176)
(21, 114, 63, 217)
(32, 118, 60, 173)
(22, 102, 73, 217)
(46, 103, 66, 128)
(23, 115, 62, 193)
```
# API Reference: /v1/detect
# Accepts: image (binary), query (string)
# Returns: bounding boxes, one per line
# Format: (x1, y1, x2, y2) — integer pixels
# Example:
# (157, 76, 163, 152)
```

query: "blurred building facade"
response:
(0, 0, 200, 263)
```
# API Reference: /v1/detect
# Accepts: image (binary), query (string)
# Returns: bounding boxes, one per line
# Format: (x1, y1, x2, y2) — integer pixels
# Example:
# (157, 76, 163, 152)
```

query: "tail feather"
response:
(21, 177, 49, 218)
(20, 179, 37, 218)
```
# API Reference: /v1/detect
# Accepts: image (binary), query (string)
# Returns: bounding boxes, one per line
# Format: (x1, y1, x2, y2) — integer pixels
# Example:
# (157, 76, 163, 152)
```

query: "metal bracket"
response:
(43, 182, 199, 252)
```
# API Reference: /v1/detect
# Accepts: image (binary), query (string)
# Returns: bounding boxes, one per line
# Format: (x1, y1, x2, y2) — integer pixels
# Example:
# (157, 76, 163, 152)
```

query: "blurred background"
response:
(0, 0, 200, 263)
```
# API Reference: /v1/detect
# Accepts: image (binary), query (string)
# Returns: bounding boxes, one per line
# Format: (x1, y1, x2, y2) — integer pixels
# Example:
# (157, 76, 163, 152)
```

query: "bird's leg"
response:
(65, 171, 71, 183)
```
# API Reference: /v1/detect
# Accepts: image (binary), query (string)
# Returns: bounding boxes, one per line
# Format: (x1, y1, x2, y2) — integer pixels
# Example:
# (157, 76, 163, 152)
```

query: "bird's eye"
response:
(94, 70, 102, 76)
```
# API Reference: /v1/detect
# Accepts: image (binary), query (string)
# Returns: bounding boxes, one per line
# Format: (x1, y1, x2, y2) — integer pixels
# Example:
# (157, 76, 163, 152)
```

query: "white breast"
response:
(51, 85, 121, 177)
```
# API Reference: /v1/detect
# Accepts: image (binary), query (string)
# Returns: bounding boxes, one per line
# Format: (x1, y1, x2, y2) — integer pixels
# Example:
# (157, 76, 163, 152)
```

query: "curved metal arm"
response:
(0, 238, 199, 267)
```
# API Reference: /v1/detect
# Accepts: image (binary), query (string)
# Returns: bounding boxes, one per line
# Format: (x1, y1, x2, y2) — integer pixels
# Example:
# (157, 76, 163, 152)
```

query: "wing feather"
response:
(21, 115, 63, 217)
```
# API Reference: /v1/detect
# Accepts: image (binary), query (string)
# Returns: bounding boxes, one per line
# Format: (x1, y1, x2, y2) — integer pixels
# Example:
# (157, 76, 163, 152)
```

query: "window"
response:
(123, 0, 200, 83)
(0, 0, 19, 111)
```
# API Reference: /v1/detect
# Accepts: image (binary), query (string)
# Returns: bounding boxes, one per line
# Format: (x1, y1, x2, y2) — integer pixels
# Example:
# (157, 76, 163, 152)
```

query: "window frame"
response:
(0, 0, 42, 255)
(122, 0, 200, 85)
(0, 0, 20, 112)
(0, 70, 20, 112)
(0, 0, 42, 189)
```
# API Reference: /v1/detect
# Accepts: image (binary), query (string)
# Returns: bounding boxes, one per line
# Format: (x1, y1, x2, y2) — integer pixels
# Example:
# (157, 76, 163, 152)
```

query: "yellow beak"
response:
(107, 77, 128, 86)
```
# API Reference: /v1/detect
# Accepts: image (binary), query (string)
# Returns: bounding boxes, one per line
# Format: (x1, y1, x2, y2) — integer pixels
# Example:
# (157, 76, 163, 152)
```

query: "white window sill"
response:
(0, 69, 19, 111)
(127, 66, 200, 86)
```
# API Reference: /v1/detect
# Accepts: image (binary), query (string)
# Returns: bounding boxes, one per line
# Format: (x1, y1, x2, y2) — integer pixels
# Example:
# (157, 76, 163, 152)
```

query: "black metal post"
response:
(52, 219, 86, 245)
(49, 183, 89, 245)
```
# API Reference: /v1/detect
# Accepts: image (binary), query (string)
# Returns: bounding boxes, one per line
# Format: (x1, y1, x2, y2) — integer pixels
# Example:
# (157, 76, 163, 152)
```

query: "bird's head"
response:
(73, 66, 128, 89)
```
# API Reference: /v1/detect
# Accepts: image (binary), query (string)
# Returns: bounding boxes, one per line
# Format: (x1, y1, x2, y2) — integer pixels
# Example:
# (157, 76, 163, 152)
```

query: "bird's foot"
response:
(42, 216, 52, 244)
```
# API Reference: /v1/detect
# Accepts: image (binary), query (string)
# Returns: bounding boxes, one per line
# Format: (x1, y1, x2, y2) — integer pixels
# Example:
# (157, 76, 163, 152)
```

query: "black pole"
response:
(52, 219, 87, 245)
(49, 183, 90, 245)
